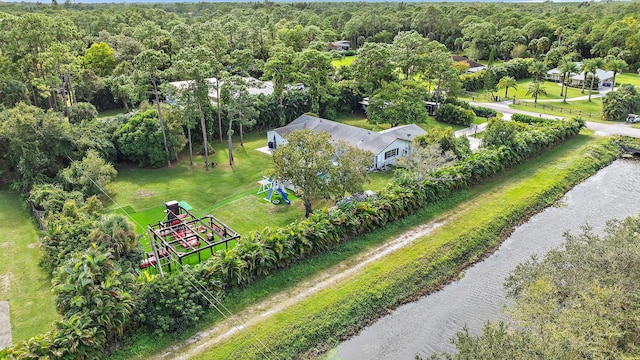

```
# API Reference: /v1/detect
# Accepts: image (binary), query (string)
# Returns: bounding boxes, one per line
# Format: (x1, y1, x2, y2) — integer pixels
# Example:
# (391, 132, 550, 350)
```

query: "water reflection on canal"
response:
(336, 160, 640, 360)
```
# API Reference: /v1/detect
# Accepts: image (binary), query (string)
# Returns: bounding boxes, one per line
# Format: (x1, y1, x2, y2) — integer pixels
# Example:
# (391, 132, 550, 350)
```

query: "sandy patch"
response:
(0, 243, 9, 248)
(27, 243, 39, 249)
(0, 273, 12, 294)
(138, 191, 156, 198)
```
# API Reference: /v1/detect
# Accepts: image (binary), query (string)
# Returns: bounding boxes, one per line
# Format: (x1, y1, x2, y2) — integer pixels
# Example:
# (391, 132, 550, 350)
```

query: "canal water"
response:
(336, 159, 640, 360)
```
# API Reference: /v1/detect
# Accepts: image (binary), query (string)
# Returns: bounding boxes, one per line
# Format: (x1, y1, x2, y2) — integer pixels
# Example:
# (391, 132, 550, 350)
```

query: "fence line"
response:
(512, 101, 598, 119)
(29, 200, 46, 230)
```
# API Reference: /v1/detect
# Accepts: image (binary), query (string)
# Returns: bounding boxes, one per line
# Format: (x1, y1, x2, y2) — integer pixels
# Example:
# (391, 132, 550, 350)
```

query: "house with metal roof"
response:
(266, 114, 426, 170)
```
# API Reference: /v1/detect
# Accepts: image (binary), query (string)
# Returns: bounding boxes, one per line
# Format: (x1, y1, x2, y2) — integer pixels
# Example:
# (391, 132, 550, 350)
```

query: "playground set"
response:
(257, 176, 293, 204)
(140, 200, 240, 273)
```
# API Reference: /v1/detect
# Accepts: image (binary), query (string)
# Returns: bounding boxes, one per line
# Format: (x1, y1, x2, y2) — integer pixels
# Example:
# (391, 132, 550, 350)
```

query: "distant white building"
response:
(328, 40, 351, 52)
(166, 77, 274, 105)
(546, 63, 614, 88)
(267, 114, 427, 170)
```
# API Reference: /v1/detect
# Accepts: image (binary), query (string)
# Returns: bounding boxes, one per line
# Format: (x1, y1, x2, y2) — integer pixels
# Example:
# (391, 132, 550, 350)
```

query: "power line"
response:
(165, 253, 279, 360)
(71, 156, 280, 359)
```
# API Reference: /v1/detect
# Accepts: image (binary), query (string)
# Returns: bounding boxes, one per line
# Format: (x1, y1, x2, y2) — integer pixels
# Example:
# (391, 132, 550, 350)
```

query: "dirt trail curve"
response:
(152, 221, 446, 360)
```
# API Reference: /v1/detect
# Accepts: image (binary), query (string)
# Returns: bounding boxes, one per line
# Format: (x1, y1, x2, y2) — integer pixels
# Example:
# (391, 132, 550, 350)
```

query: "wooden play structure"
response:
(141, 201, 240, 273)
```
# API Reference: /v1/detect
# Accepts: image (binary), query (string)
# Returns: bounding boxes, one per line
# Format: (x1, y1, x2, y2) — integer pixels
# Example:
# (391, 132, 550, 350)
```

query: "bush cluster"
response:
(435, 103, 475, 125)
(461, 58, 533, 92)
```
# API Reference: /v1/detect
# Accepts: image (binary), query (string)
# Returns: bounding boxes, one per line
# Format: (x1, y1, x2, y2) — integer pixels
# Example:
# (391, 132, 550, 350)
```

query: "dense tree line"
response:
(3, 1, 640, 111)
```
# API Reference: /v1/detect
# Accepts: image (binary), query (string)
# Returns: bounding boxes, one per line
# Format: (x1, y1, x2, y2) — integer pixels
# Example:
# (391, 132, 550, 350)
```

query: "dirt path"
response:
(152, 220, 447, 360)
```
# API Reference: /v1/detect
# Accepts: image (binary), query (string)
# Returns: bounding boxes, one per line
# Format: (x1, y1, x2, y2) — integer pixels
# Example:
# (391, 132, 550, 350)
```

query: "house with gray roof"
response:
(266, 114, 426, 170)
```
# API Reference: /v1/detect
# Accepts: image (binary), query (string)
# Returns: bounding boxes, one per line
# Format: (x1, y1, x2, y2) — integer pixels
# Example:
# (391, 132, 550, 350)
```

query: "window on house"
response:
(384, 148, 399, 159)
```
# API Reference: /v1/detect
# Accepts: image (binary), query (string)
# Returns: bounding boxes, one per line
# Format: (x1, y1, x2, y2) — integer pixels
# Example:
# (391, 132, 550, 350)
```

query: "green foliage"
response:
(58, 149, 117, 196)
(482, 118, 521, 148)
(0, 77, 28, 108)
(29, 183, 84, 216)
(0, 103, 76, 191)
(601, 84, 640, 121)
(114, 109, 180, 167)
(52, 245, 136, 347)
(367, 82, 428, 125)
(135, 270, 211, 336)
(435, 212, 640, 359)
(68, 102, 98, 124)
(414, 127, 471, 159)
(83, 42, 117, 77)
(435, 103, 475, 126)
(272, 128, 372, 217)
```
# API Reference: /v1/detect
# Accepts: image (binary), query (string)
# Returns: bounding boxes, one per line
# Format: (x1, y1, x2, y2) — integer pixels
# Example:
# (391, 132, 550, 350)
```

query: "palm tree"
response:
(606, 58, 628, 91)
(526, 81, 547, 104)
(497, 76, 518, 98)
(558, 57, 578, 102)
(528, 61, 548, 82)
(584, 58, 604, 101)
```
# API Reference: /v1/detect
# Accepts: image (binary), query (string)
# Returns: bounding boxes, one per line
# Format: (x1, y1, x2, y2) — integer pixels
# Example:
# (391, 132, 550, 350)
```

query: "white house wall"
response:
(266, 131, 287, 149)
(374, 139, 412, 169)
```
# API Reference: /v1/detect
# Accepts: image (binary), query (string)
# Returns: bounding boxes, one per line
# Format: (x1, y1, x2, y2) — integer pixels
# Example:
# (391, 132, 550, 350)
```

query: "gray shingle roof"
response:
(275, 115, 426, 155)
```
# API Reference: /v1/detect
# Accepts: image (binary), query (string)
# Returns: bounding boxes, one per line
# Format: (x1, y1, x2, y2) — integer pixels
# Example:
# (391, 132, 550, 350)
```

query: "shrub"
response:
(68, 102, 98, 124)
(435, 103, 475, 126)
(58, 149, 117, 196)
(601, 84, 640, 122)
(135, 271, 210, 335)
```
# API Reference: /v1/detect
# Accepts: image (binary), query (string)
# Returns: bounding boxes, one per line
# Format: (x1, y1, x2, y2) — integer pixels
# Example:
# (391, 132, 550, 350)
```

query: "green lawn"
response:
(511, 99, 603, 122)
(335, 112, 483, 133)
(615, 72, 640, 87)
(330, 55, 355, 68)
(461, 78, 596, 103)
(106, 130, 396, 255)
(97, 108, 128, 118)
(0, 192, 59, 343)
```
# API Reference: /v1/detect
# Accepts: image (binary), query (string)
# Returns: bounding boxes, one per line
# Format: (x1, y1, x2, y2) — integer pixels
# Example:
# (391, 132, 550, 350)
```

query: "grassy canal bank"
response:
(117, 132, 620, 359)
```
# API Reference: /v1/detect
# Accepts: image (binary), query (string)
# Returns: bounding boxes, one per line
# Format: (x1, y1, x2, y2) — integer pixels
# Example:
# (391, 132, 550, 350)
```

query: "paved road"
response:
(470, 101, 640, 138)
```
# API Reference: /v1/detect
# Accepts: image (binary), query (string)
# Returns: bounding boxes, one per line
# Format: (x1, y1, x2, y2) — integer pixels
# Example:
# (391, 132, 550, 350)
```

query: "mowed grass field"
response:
(336, 111, 484, 133)
(511, 98, 603, 122)
(106, 131, 396, 256)
(461, 78, 595, 103)
(0, 191, 59, 343)
(330, 55, 355, 68)
(616, 72, 640, 87)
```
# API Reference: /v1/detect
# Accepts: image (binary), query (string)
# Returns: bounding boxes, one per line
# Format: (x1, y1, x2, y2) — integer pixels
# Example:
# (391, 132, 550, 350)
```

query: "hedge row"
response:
(461, 58, 534, 92)
(211, 136, 622, 360)
(136, 117, 586, 336)
(444, 97, 497, 118)
(511, 112, 561, 124)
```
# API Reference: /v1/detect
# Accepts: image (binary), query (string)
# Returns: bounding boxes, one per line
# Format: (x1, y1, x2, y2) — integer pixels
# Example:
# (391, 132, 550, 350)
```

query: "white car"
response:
(626, 114, 640, 123)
